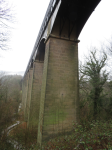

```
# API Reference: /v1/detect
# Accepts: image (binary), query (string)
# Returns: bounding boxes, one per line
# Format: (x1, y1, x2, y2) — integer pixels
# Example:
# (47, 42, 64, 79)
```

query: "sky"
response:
(0, 0, 112, 76)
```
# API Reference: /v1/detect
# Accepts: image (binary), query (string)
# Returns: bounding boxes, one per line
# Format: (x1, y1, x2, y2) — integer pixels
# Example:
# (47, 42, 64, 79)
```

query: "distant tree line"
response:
(0, 74, 22, 149)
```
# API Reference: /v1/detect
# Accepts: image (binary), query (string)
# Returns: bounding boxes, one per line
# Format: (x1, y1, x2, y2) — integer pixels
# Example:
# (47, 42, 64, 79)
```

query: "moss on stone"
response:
(44, 106, 66, 126)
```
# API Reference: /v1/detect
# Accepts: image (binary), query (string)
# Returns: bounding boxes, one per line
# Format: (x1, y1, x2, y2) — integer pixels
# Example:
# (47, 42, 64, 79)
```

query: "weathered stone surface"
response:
(24, 69, 33, 124)
(28, 61, 44, 129)
(37, 37, 79, 145)
(24, 73, 29, 122)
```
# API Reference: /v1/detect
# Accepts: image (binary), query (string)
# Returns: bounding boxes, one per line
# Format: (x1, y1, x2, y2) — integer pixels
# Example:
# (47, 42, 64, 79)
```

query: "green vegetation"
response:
(9, 122, 37, 150)
(37, 120, 112, 150)
(79, 49, 109, 121)
(0, 74, 22, 150)
(8, 116, 112, 150)
(7, 47, 112, 150)
(1, 43, 112, 149)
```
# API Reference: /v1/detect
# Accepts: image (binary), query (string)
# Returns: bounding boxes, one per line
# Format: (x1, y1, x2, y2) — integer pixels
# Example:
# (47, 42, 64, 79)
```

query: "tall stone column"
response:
(22, 78, 25, 110)
(24, 72, 29, 122)
(28, 60, 44, 129)
(24, 68, 33, 124)
(37, 36, 79, 146)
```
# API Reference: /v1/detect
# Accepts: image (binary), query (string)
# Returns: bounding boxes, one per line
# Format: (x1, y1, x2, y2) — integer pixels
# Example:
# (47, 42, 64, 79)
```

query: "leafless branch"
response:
(0, 0, 13, 51)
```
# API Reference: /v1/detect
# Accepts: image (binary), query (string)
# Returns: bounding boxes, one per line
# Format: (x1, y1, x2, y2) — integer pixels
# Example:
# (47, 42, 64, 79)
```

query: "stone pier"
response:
(37, 36, 79, 145)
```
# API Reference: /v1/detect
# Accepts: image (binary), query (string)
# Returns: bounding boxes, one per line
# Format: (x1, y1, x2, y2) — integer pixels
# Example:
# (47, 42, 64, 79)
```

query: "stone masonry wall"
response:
(28, 61, 44, 129)
(22, 78, 25, 110)
(37, 37, 79, 145)
(25, 69, 33, 123)
(24, 73, 29, 122)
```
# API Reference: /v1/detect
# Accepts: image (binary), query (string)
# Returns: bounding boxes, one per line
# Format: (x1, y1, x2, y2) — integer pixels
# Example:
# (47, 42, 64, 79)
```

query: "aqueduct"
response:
(22, 0, 101, 146)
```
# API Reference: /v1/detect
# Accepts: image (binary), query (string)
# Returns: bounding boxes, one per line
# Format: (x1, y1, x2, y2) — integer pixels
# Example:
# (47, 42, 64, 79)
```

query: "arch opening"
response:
(35, 38, 45, 62)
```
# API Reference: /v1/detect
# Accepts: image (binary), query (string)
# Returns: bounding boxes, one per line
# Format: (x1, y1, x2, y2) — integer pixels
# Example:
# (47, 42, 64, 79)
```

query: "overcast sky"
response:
(0, 0, 112, 75)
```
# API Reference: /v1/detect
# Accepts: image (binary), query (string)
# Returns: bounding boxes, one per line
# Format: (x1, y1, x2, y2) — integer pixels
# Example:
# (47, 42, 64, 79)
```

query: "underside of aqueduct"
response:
(22, 0, 101, 146)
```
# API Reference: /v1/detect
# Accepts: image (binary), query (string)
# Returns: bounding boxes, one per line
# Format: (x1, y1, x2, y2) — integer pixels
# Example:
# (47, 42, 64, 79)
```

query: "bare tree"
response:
(101, 36, 112, 79)
(106, 36, 112, 55)
(80, 48, 109, 121)
(0, 0, 13, 51)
